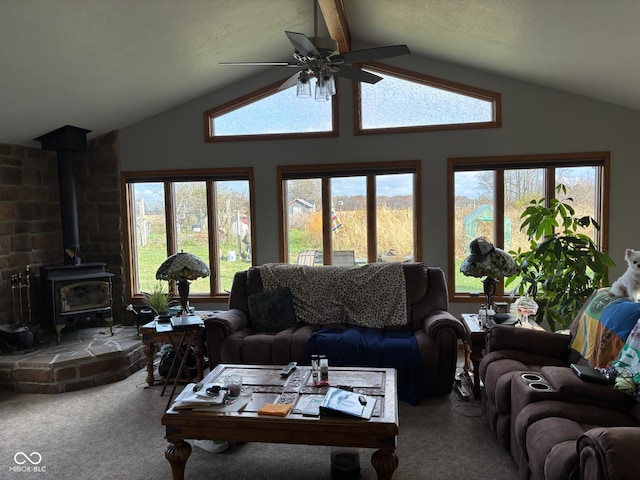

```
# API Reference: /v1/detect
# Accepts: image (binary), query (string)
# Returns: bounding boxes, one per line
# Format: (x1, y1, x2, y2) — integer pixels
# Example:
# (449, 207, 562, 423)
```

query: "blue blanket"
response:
(305, 327, 426, 405)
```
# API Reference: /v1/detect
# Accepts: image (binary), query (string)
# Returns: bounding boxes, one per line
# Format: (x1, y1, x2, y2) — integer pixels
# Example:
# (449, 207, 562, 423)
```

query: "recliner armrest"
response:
(578, 427, 640, 480)
(486, 324, 572, 358)
(203, 309, 247, 336)
(541, 366, 632, 407)
(203, 309, 248, 368)
(422, 310, 465, 339)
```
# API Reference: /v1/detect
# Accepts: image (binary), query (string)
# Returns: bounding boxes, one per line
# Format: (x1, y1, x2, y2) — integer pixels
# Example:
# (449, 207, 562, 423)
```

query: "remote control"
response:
(279, 362, 297, 376)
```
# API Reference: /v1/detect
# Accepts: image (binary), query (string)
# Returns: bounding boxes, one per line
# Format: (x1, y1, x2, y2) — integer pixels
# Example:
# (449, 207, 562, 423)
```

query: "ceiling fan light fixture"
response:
(315, 77, 330, 101)
(296, 71, 312, 98)
(325, 75, 336, 96)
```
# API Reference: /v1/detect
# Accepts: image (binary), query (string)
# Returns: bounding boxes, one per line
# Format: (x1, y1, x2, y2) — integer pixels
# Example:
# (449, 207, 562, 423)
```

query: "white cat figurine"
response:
(610, 249, 640, 302)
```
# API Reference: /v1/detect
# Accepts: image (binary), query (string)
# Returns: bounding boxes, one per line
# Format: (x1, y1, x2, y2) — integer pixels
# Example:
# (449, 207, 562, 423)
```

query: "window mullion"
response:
(322, 177, 332, 264)
(367, 175, 377, 263)
(164, 182, 177, 296)
(494, 170, 505, 296)
(207, 181, 218, 295)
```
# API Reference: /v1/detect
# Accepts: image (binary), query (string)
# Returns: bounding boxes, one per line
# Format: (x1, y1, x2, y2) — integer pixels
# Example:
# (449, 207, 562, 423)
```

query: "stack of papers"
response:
(172, 383, 226, 410)
(172, 383, 251, 411)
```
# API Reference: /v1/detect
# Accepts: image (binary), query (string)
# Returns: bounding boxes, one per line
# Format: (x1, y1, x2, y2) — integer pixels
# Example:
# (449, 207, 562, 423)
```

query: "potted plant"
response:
(506, 184, 615, 331)
(143, 281, 174, 315)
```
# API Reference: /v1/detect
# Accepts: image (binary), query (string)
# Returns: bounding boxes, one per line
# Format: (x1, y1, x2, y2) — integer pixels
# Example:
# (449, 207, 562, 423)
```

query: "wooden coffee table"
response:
(162, 364, 399, 480)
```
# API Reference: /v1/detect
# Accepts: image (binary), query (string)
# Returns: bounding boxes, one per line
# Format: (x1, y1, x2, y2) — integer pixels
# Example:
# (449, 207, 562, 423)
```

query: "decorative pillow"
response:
(247, 287, 299, 334)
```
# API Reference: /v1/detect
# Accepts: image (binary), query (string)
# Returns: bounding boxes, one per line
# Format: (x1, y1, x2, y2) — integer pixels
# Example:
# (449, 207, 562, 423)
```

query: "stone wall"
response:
(0, 143, 61, 325)
(75, 131, 126, 325)
(0, 130, 126, 329)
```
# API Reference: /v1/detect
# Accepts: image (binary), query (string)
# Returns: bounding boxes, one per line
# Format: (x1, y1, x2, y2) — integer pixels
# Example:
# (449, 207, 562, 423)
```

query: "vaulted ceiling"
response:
(2, 0, 639, 148)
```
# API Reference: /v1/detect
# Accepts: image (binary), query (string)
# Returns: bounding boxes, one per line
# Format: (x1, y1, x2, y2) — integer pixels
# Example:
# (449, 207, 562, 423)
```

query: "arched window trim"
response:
(204, 77, 339, 142)
(354, 61, 502, 136)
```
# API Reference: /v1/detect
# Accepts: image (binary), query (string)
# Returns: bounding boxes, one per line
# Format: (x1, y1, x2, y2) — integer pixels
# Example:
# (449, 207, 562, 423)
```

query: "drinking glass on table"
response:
(515, 295, 539, 326)
(224, 374, 243, 398)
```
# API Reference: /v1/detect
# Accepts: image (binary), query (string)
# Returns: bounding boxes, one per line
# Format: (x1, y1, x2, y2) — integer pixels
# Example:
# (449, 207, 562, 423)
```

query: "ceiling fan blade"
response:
(335, 65, 383, 84)
(220, 61, 298, 66)
(332, 45, 411, 65)
(279, 71, 302, 90)
(285, 31, 321, 57)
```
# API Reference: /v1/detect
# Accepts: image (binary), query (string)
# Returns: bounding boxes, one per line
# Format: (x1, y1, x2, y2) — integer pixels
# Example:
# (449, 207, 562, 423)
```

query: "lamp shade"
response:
(156, 252, 210, 282)
(460, 237, 519, 279)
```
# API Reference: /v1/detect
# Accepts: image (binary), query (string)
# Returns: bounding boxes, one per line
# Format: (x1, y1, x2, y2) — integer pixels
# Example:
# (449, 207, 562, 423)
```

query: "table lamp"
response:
(460, 237, 519, 318)
(156, 251, 210, 315)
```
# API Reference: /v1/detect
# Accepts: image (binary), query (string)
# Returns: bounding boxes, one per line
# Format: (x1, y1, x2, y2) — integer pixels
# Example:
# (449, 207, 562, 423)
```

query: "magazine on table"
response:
(319, 387, 376, 419)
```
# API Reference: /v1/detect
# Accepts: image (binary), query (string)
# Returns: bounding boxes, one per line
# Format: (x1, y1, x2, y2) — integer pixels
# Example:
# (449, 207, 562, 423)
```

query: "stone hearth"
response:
(0, 325, 145, 393)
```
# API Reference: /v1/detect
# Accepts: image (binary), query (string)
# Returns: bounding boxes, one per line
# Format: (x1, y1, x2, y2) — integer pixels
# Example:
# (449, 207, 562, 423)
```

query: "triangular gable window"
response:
(355, 62, 501, 134)
(205, 79, 337, 142)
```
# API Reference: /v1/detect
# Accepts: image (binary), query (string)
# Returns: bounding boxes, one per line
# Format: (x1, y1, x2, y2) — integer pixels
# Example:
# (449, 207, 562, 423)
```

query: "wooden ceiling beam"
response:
(318, 0, 351, 53)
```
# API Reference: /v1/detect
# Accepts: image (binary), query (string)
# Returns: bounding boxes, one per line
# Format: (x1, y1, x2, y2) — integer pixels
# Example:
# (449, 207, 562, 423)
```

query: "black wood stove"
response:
(35, 125, 115, 343)
(40, 263, 114, 344)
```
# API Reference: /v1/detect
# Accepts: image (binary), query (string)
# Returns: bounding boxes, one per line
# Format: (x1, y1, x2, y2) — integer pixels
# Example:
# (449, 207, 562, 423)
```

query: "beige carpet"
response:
(0, 367, 517, 479)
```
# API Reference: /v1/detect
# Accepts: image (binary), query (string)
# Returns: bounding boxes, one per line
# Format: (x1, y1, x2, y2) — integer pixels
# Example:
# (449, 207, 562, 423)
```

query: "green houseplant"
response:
(143, 281, 174, 315)
(506, 185, 615, 331)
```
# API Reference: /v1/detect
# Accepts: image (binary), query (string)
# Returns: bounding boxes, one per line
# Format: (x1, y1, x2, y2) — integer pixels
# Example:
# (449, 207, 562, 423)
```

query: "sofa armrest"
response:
(578, 427, 640, 480)
(422, 310, 466, 339)
(203, 309, 248, 368)
(486, 324, 572, 359)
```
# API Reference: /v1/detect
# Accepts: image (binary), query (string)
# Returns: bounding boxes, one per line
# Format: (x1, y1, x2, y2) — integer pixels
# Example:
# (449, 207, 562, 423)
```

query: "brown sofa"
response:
(204, 262, 465, 401)
(479, 290, 640, 480)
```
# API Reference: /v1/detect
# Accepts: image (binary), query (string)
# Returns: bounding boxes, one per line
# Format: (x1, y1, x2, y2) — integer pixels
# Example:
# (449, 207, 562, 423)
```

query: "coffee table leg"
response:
(371, 449, 398, 480)
(165, 440, 191, 480)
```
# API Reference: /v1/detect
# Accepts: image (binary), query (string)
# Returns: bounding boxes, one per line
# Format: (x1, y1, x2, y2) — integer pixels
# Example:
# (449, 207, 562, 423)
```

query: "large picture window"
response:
(122, 168, 254, 302)
(278, 161, 421, 265)
(447, 152, 610, 303)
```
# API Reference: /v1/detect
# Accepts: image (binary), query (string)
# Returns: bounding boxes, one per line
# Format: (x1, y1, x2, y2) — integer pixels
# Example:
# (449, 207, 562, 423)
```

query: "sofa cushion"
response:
(247, 287, 299, 333)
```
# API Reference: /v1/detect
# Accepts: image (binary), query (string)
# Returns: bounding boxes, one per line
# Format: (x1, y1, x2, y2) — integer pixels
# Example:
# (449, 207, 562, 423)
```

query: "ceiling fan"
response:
(221, 30, 410, 100)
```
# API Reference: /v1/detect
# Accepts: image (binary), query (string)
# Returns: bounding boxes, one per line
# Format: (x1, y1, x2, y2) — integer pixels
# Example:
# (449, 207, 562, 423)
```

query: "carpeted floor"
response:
(0, 367, 518, 479)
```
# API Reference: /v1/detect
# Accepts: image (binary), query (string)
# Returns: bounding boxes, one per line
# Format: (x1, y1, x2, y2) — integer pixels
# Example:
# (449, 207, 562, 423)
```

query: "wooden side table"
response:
(139, 319, 206, 388)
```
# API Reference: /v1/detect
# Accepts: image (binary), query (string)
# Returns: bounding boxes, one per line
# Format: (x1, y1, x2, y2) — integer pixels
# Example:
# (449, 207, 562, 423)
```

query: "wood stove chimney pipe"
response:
(35, 125, 91, 266)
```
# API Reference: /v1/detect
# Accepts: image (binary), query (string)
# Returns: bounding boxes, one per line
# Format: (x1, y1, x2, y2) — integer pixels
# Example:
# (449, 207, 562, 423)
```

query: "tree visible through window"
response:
(448, 153, 609, 303)
(123, 170, 254, 301)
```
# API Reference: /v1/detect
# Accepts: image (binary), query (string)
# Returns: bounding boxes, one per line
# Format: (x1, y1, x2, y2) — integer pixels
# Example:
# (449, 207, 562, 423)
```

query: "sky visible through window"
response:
(214, 69, 492, 195)
(360, 69, 493, 129)
(214, 87, 332, 135)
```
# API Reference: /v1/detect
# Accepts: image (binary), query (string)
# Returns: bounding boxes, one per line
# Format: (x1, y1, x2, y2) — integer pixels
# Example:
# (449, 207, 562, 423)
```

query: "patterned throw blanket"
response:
(260, 263, 407, 328)
(570, 288, 640, 367)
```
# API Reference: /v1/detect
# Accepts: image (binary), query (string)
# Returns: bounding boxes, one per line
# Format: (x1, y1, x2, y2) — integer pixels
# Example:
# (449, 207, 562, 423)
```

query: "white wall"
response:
(118, 52, 640, 315)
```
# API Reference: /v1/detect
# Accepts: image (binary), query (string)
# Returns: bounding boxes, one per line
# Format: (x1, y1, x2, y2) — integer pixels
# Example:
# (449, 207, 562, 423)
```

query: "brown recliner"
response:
(479, 295, 640, 480)
(515, 398, 639, 480)
(479, 323, 581, 456)
(204, 262, 465, 398)
(577, 425, 640, 480)
(511, 366, 635, 479)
